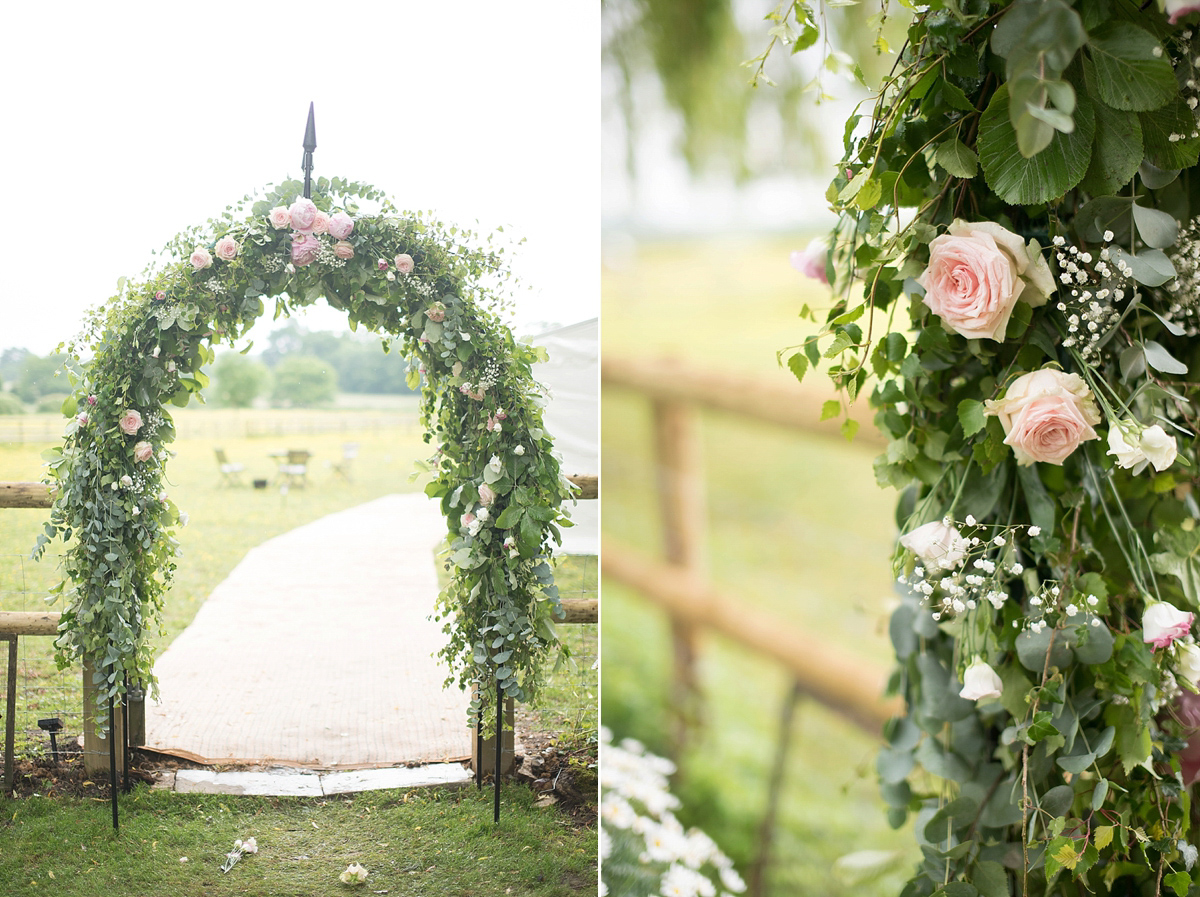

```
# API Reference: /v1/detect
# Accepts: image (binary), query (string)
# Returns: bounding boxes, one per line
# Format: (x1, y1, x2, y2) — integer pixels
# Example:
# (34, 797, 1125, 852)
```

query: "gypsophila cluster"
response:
(600, 728, 746, 897)
(1167, 219, 1200, 335)
(1052, 236, 1126, 361)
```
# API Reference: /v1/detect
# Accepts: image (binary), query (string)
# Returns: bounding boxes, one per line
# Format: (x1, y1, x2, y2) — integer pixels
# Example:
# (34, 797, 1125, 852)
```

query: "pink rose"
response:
(86, 394, 97, 406)
(312, 210, 330, 235)
(154, 291, 166, 301)
(426, 302, 446, 322)
(268, 206, 292, 229)
(76, 412, 89, 426)
(190, 247, 213, 270)
(394, 253, 414, 274)
(214, 236, 239, 261)
(460, 512, 476, 527)
(327, 211, 354, 240)
(133, 441, 154, 462)
(289, 198, 318, 234)
(377, 258, 389, 271)
(985, 368, 1100, 465)
(899, 520, 969, 571)
(291, 233, 321, 267)
(478, 483, 496, 506)
(1175, 691, 1200, 785)
(119, 409, 143, 435)
(333, 240, 354, 260)
(790, 238, 829, 285)
(1166, 0, 1200, 23)
(917, 219, 1054, 341)
(1143, 601, 1194, 650)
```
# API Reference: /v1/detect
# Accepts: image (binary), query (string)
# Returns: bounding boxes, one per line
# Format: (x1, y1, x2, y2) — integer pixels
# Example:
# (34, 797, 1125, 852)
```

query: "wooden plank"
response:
(0, 611, 61, 637)
(559, 598, 597, 624)
(602, 537, 903, 734)
(565, 474, 597, 500)
(0, 482, 54, 509)
(602, 355, 884, 444)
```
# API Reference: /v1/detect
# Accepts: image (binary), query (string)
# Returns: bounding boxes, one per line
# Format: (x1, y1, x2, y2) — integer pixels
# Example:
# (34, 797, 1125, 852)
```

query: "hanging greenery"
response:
(783, 0, 1200, 893)
(35, 177, 574, 733)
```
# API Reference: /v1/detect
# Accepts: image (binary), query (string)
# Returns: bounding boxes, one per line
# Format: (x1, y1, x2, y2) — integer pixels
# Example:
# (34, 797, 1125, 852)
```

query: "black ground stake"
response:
(122, 690, 131, 794)
(108, 695, 119, 834)
(476, 720, 484, 791)
(494, 678, 502, 823)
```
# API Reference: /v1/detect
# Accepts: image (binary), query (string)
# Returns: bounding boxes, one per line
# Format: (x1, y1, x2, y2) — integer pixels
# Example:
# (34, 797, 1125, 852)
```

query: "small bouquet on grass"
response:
(220, 836, 257, 873)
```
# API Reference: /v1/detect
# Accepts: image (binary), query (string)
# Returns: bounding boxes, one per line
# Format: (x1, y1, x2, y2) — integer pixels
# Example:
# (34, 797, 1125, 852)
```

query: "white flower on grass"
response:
(241, 837, 257, 854)
(339, 862, 369, 884)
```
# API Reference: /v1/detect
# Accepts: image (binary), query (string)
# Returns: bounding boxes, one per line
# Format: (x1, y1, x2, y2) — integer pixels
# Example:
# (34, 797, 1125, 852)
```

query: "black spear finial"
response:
(302, 102, 317, 199)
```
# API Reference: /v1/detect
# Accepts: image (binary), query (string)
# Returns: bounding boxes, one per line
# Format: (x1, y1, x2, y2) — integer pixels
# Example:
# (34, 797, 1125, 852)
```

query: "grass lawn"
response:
(602, 237, 919, 895)
(2, 784, 594, 896)
(0, 403, 597, 893)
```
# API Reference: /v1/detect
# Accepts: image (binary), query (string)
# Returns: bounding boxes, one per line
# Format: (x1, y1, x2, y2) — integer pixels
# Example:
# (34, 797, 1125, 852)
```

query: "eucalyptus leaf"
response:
(1131, 203, 1179, 249)
(1109, 247, 1176, 287)
(1139, 160, 1180, 189)
(1144, 339, 1188, 375)
(1016, 625, 1074, 672)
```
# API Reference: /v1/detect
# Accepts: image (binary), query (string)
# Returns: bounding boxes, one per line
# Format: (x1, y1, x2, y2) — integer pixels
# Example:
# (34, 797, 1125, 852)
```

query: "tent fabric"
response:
(530, 318, 598, 555)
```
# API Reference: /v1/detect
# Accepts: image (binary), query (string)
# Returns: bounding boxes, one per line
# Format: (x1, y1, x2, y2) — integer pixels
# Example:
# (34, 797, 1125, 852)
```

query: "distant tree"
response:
(261, 323, 414, 395)
(14, 353, 73, 403)
(0, 393, 23, 415)
(0, 347, 31, 387)
(270, 355, 338, 407)
(213, 353, 270, 408)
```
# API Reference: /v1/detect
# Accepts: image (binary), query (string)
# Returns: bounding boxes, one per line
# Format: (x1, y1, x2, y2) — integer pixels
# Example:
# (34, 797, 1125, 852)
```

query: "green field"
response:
(0, 403, 597, 894)
(602, 236, 920, 895)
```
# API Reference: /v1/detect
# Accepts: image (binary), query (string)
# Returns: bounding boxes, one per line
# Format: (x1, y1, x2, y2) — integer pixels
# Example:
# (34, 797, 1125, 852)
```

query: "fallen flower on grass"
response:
(340, 862, 369, 884)
(221, 836, 259, 873)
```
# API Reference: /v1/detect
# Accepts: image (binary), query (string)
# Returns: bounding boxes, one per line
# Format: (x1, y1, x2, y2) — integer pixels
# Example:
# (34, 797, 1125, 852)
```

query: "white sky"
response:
(0, 2, 599, 356)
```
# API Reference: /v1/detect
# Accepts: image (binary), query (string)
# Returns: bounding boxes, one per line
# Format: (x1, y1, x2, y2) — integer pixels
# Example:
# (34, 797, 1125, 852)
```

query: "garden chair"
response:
(331, 442, 359, 482)
(277, 449, 310, 488)
(214, 448, 245, 486)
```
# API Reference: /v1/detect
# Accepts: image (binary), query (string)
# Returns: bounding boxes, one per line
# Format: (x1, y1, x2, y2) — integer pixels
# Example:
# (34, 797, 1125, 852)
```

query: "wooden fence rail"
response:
(601, 355, 896, 734)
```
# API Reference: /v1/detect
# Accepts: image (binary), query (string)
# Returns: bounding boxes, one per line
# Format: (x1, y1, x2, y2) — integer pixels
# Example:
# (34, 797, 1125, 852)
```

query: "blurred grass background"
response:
(601, 235, 920, 895)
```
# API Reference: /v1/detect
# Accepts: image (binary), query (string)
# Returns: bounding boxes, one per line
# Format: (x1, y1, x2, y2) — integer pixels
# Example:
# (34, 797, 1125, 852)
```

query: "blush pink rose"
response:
(790, 238, 829, 285)
(1144, 601, 1194, 650)
(119, 409, 143, 435)
(214, 236, 239, 261)
(1166, 0, 1200, 23)
(190, 247, 213, 270)
(327, 211, 354, 239)
(76, 412, 89, 426)
(426, 302, 446, 322)
(288, 198, 319, 234)
(268, 206, 291, 229)
(394, 253, 414, 274)
(333, 240, 354, 260)
(312, 210, 331, 235)
(133, 441, 154, 462)
(291, 233, 321, 267)
(478, 483, 496, 506)
(984, 368, 1100, 465)
(1174, 690, 1200, 785)
(916, 220, 1054, 341)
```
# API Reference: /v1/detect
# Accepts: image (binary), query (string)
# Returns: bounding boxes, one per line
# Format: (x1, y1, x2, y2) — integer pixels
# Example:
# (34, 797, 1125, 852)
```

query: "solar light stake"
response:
(494, 678, 502, 823)
(302, 102, 317, 199)
(37, 718, 63, 764)
(109, 694, 119, 834)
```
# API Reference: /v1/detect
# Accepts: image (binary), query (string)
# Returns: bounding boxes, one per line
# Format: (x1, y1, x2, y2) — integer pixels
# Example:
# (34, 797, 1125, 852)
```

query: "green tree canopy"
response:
(270, 354, 338, 408)
(212, 352, 270, 408)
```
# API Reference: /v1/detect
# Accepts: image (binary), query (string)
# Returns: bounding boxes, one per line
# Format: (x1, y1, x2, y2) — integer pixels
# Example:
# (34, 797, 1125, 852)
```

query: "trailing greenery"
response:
(779, 1, 1200, 894)
(34, 178, 574, 735)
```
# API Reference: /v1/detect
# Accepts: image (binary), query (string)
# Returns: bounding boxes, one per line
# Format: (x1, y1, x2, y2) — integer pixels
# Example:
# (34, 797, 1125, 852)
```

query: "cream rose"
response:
(133, 441, 154, 462)
(478, 483, 496, 506)
(327, 211, 354, 239)
(984, 368, 1100, 465)
(333, 240, 354, 260)
(1140, 424, 1178, 471)
(898, 520, 969, 571)
(214, 236, 239, 261)
(190, 246, 213, 271)
(1144, 601, 1195, 650)
(268, 206, 291, 229)
(394, 253, 415, 274)
(312, 210, 330, 235)
(916, 219, 1054, 341)
(959, 658, 1003, 701)
(119, 409, 143, 435)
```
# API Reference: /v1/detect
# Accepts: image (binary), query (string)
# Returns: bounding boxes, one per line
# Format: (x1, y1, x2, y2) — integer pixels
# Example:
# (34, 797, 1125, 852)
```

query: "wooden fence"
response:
(602, 355, 899, 896)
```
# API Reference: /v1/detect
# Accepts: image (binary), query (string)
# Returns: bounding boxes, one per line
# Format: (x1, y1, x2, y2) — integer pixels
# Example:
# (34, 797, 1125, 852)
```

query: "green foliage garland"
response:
(783, 0, 1200, 893)
(36, 178, 574, 733)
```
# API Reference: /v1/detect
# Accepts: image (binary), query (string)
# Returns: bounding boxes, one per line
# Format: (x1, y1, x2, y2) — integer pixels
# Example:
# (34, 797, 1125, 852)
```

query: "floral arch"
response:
(34, 177, 574, 731)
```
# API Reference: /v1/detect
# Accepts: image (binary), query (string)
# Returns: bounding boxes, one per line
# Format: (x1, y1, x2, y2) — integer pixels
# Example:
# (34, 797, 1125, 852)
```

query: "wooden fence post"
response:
(82, 660, 125, 777)
(652, 397, 707, 754)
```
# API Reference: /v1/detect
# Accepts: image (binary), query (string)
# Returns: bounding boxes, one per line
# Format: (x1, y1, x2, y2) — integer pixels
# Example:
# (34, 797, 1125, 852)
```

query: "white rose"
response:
(1164, 0, 1200, 25)
(1144, 601, 1195, 649)
(488, 454, 503, 474)
(1179, 643, 1200, 688)
(1107, 422, 1145, 469)
(1140, 424, 1178, 472)
(898, 520, 969, 571)
(959, 658, 1003, 701)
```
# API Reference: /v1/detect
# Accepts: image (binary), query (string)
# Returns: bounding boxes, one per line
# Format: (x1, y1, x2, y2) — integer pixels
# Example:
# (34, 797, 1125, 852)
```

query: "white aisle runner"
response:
(144, 493, 471, 768)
